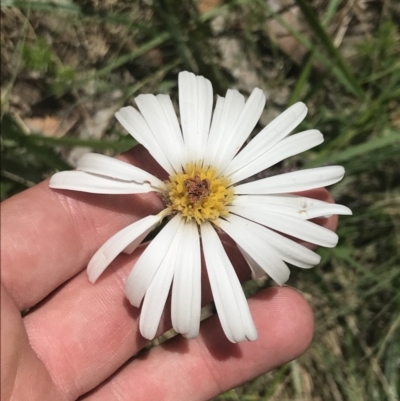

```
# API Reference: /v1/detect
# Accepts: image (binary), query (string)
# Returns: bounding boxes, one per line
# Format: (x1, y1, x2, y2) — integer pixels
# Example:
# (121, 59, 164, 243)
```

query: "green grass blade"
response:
(288, 51, 315, 105)
(306, 130, 400, 167)
(92, 33, 171, 78)
(27, 134, 137, 153)
(322, 0, 341, 26)
(294, 0, 364, 98)
(263, 1, 362, 97)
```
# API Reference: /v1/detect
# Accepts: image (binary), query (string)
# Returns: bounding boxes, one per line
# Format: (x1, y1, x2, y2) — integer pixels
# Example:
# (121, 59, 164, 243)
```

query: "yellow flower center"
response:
(166, 163, 235, 224)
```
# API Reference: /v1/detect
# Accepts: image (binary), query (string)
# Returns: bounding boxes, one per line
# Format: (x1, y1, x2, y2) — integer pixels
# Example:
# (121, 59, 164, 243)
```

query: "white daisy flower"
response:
(50, 71, 351, 343)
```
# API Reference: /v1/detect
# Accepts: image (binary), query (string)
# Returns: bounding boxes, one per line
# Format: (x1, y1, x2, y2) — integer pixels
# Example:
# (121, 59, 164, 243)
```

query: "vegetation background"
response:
(1, 0, 399, 400)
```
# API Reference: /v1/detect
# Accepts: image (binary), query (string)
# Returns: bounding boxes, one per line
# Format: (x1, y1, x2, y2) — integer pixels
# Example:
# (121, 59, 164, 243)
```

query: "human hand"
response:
(1, 146, 337, 401)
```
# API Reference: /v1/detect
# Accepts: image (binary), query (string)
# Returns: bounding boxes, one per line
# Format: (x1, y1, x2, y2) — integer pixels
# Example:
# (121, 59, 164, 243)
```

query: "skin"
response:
(1, 146, 338, 401)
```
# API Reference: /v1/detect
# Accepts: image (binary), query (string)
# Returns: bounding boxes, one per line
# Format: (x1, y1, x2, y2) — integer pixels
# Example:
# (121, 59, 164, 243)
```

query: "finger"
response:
(0, 285, 65, 401)
(80, 287, 314, 401)
(0, 146, 165, 310)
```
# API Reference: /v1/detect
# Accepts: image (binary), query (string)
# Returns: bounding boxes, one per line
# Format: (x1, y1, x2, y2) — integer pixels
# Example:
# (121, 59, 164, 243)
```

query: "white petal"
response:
(179, 71, 198, 161)
(224, 102, 307, 176)
(226, 213, 320, 268)
(139, 216, 185, 340)
(217, 217, 291, 285)
(201, 222, 258, 342)
(156, 94, 187, 170)
(125, 214, 182, 307)
(301, 204, 352, 219)
(202, 95, 225, 166)
(206, 90, 245, 168)
(234, 166, 345, 194)
(216, 88, 266, 172)
(115, 106, 174, 175)
(237, 245, 266, 279)
(135, 94, 185, 173)
(171, 221, 201, 338)
(49, 170, 156, 194)
(233, 195, 352, 220)
(233, 194, 327, 209)
(227, 130, 324, 184)
(77, 153, 166, 190)
(175, 72, 214, 163)
(194, 75, 213, 161)
(87, 215, 162, 283)
(228, 204, 338, 247)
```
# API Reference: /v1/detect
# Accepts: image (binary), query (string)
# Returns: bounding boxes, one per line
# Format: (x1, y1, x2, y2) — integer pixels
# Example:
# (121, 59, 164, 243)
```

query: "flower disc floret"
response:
(166, 163, 234, 224)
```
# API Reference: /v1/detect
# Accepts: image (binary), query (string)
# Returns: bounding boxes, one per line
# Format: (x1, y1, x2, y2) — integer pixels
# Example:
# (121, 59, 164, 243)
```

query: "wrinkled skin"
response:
(1, 146, 338, 401)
